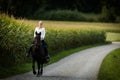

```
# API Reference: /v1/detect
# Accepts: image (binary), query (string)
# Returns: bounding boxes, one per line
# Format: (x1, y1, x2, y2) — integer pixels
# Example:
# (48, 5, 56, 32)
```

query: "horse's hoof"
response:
(36, 74, 41, 77)
(40, 72, 43, 76)
(33, 71, 36, 75)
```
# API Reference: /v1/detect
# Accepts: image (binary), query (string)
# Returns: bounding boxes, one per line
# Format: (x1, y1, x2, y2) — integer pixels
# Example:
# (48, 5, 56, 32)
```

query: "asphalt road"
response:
(2, 42, 120, 80)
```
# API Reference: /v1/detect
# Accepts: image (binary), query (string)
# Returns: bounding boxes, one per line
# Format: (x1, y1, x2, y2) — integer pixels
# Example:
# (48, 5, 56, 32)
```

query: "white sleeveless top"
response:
(34, 27, 45, 40)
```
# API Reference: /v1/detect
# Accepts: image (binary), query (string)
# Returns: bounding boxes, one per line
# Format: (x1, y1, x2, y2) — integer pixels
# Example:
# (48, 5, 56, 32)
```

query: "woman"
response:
(27, 21, 50, 62)
(34, 21, 45, 41)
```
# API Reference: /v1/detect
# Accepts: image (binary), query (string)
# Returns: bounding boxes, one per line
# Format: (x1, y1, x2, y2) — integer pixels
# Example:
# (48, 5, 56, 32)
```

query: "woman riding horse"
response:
(27, 21, 50, 76)
(27, 21, 50, 61)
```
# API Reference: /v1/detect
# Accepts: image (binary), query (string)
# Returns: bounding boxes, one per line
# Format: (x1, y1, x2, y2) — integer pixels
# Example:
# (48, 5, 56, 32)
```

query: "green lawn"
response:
(106, 32, 120, 42)
(98, 48, 120, 80)
(0, 63, 32, 79)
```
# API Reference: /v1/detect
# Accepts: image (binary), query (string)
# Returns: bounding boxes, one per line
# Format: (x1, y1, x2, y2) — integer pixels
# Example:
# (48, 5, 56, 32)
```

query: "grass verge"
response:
(0, 43, 107, 79)
(106, 32, 120, 42)
(98, 48, 120, 80)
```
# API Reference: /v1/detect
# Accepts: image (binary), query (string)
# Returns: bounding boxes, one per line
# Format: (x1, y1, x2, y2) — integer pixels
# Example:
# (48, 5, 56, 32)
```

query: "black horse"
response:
(27, 32, 46, 76)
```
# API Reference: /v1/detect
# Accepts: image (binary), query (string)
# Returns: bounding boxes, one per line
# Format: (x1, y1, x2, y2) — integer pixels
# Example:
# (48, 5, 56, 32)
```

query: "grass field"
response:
(98, 48, 120, 80)
(17, 19, 120, 32)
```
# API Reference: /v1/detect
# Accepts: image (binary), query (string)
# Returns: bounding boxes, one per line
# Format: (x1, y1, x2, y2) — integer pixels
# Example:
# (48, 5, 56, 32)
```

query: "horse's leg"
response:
(32, 59, 36, 75)
(40, 64, 43, 75)
(37, 61, 40, 76)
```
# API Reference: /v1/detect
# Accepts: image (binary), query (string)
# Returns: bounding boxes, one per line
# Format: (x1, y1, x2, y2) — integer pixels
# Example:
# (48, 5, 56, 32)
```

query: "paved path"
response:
(2, 42, 120, 80)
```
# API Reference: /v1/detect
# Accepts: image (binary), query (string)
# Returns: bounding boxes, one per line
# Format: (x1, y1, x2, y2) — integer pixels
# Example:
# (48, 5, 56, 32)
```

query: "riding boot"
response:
(42, 40, 50, 62)
(44, 47, 50, 58)
(44, 47, 50, 62)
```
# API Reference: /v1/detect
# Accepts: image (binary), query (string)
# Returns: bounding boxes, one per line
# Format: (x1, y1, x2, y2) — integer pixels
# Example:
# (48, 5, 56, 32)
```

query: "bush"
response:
(99, 6, 117, 22)
(0, 14, 33, 67)
(34, 10, 100, 22)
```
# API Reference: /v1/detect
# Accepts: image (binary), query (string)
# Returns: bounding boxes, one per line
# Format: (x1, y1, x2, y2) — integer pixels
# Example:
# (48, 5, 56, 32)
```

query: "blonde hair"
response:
(38, 21, 43, 28)
(39, 21, 43, 24)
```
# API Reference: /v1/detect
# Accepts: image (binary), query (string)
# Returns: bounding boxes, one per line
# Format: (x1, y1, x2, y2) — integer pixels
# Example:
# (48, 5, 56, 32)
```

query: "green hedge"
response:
(46, 29, 106, 55)
(0, 14, 106, 67)
(0, 14, 33, 67)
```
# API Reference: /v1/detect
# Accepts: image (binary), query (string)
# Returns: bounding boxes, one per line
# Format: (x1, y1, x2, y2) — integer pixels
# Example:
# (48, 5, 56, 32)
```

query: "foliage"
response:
(99, 5, 116, 22)
(0, 14, 33, 67)
(34, 10, 100, 22)
(0, 0, 119, 22)
(0, 14, 106, 67)
(46, 29, 106, 55)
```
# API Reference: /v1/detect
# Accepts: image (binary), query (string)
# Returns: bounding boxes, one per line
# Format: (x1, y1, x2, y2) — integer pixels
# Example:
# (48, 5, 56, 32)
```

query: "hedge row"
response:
(45, 29, 106, 55)
(0, 14, 106, 67)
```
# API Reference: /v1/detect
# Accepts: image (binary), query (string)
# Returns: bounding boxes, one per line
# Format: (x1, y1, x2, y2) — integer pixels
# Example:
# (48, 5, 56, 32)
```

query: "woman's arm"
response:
(41, 28, 45, 40)
(34, 28, 37, 38)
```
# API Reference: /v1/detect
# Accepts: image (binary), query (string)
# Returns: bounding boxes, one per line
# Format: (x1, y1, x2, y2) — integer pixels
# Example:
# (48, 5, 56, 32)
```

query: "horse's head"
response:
(35, 32, 41, 45)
